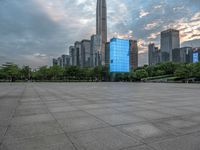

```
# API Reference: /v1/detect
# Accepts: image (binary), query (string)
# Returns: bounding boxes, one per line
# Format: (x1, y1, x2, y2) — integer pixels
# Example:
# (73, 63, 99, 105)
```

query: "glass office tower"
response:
(110, 38, 130, 73)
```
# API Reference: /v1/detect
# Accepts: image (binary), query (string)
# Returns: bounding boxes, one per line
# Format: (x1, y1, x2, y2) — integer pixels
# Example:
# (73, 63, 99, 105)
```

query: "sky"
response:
(0, 0, 200, 68)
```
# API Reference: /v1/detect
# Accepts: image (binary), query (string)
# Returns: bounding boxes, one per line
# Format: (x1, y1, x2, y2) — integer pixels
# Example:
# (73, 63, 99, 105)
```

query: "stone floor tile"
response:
(69, 127, 141, 150)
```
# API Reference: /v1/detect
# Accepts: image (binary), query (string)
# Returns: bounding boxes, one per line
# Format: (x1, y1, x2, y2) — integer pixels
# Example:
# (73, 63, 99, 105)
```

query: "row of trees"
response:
(0, 63, 31, 82)
(31, 65, 110, 81)
(0, 63, 110, 82)
(114, 62, 200, 82)
(0, 62, 200, 82)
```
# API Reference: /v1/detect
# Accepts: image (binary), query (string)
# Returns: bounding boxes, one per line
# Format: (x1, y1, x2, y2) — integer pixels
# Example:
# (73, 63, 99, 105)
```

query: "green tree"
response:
(123, 73, 130, 81)
(129, 70, 137, 81)
(191, 62, 200, 78)
(135, 69, 148, 80)
(102, 66, 110, 81)
(174, 67, 190, 79)
(94, 66, 103, 81)
(146, 66, 155, 77)
(2, 63, 20, 82)
(34, 66, 49, 80)
(0, 67, 5, 79)
(157, 62, 179, 75)
(20, 66, 31, 80)
(65, 66, 81, 81)
(114, 73, 123, 82)
(49, 65, 64, 80)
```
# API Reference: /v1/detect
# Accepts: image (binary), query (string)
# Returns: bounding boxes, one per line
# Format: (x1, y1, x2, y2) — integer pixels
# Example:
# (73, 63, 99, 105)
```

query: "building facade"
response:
(172, 47, 193, 63)
(193, 48, 200, 63)
(61, 55, 70, 67)
(105, 42, 110, 66)
(90, 34, 102, 67)
(57, 57, 62, 67)
(148, 43, 161, 66)
(69, 46, 75, 66)
(96, 0, 107, 65)
(81, 40, 91, 68)
(53, 58, 58, 66)
(52, 55, 70, 68)
(74, 41, 81, 67)
(130, 40, 138, 69)
(110, 38, 130, 73)
(161, 29, 180, 62)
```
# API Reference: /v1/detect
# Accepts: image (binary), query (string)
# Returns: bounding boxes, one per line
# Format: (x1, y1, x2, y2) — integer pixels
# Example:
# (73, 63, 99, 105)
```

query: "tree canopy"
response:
(0, 61, 200, 82)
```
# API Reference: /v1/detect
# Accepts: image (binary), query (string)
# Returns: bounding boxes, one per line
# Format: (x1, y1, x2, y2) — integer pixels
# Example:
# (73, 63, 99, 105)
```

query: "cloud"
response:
(0, 0, 200, 68)
(154, 5, 162, 9)
(33, 53, 47, 58)
(21, 53, 50, 68)
(147, 32, 160, 40)
(191, 12, 200, 21)
(139, 9, 150, 18)
(145, 20, 161, 30)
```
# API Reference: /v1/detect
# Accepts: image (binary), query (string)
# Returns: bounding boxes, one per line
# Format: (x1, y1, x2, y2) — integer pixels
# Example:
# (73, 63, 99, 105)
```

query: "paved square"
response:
(0, 83, 200, 150)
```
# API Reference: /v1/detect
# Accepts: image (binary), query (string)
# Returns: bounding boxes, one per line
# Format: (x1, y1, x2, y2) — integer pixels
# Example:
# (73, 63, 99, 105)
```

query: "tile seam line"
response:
(43, 85, 149, 149)
(1, 84, 26, 146)
(33, 84, 79, 150)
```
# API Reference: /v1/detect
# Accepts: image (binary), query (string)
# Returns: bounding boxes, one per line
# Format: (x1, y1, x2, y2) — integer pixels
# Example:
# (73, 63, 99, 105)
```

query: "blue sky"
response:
(0, 0, 200, 68)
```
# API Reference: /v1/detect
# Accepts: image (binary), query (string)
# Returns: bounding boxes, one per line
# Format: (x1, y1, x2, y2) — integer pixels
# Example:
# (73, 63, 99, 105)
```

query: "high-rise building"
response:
(74, 41, 81, 66)
(161, 29, 180, 62)
(96, 0, 107, 65)
(52, 58, 58, 66)
(193, 48, 200, 63)
(61, 55, 70, 67)
(105, 42, 110, 66)
(90, 34, 102, 67)
(130, 40, 138, 69)
(57, 57, 62, 67)
(110, 38, 130, 73)
(69, 46, 75, 66)
(81, 40, 91, 68)
(172, 47, 193, 63)
(148, 43, 161, 66)
(53, 55, 70, 68)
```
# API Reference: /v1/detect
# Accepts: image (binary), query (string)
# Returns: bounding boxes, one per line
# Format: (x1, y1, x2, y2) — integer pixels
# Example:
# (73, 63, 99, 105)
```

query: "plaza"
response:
(0, 83, 200, 150)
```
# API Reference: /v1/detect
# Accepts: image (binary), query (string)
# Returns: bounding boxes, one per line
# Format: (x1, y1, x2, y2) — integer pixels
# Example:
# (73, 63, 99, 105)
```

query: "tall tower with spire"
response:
(96, 0, 107, 65)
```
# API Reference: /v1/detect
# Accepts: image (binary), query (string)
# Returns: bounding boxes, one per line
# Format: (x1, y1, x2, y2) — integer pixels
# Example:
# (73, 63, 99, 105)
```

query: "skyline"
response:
(0, 0, 200, 68)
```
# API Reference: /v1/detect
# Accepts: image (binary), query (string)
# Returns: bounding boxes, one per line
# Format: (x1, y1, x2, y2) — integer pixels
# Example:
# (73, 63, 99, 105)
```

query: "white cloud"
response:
(145, 20, 161, 30)
(154, 5, 162, 9)
(173, 6, 184, 12)
(139, 9, 150, 18)
(20, 53, 50, 68)
(33, 53, 47, 58)
(147, 32, 160, 39)
(191, 12, 200, 21)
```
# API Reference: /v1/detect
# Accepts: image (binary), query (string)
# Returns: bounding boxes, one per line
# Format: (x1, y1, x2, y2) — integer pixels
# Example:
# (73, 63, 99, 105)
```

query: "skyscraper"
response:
(105, 42, 110, 66)
(161, 29, 180, 62)
(69, 46, 75, 66)
(110, 38, 130, 73)
(74, 41, 81, 66)
(52, 58, 58, 66)
(61, 55, 70, 67)
(81, 40, 91, 68)
(96, 0, 107, 65)
(148, 43, 161, 66)
(172, 47, 193, 63)
(90, 34, 102, 67)
(130, 40, 138, 69)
